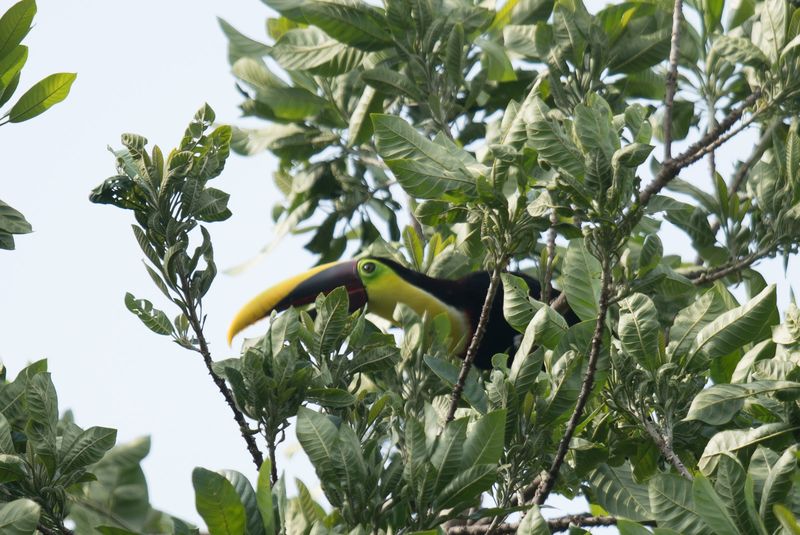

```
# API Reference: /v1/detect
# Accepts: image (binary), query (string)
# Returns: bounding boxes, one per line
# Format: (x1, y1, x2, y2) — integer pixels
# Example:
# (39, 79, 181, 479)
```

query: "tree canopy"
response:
(3, 0, 800, 533)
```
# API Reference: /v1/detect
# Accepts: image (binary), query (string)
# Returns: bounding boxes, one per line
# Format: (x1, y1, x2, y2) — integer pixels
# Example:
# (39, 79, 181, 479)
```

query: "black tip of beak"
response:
(279, 260, 367, 312)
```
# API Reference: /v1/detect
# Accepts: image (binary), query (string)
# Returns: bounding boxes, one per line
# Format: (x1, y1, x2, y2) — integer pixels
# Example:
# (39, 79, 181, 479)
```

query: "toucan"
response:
(227, 257, 576, 370)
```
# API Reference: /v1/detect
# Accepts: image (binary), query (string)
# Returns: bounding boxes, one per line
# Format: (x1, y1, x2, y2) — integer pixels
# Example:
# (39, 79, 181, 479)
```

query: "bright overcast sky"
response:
(1, 0, 797, 529)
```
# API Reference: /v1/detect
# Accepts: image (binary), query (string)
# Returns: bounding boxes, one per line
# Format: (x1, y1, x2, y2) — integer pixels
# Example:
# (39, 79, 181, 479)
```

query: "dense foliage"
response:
(4, 0, 800, 533)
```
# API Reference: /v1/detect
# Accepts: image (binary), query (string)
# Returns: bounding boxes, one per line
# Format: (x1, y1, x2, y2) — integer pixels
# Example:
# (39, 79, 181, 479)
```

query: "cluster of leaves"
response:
(0, 0, 76, 250)
(89, 104, 232, 348)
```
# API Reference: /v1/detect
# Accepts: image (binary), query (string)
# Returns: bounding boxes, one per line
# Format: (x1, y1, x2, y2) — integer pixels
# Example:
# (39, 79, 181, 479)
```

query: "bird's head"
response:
(227, 257, 469, 347)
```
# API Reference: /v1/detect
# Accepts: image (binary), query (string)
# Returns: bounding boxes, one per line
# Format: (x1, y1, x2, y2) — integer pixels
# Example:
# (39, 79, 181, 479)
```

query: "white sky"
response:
(0, 0, 797, 530)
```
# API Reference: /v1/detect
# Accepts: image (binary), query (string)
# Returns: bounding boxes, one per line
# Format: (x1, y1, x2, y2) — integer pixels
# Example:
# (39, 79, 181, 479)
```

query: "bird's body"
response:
(228, 257, 575, 369)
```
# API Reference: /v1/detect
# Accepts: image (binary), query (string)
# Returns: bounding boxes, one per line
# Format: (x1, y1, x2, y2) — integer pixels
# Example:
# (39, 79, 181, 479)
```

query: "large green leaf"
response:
(222, 470, 265, 535)
(59, 426, 117, 474)
(689, 285, 777, 367)
(430, 417, 467, 493)
(124, 293, 173, 336)
(686, 381, 800, 425)
(758, 445, 797, 532)
(372, 114, 479, 201)
(692, 474, 739, 535)
(649, 474, 709, 535)
(460, 410, 506, 469)
(715, 454, 766, 535)
(668, 287, 729, 360)
(192, 468, 246, 535)
(8, 72, 76, 123)
(527, 97, 584, 180)
(424, 356, 488, 414)
(562, 238, 602, 321)
(757, 0, 787, 63)
(0, 0, 35, 59)
(0, 498, 40, 535)
(270, 27, 364, 76)
(588, 463, 652, 521)
(699, 423, 793, 474)
(501, 273, 542, 332)
(299, 1, 391, 51)
(256, 461, 275, 535)
(515, 504, 550, 534)
(295, 406, 338, 479)
(218, 18, 271, 63)
(618, 293, 660, 372)
(710, 35, 769, 66)
(0, 198, 32, 235)
(434, 464, 497, 510)
(0, 45, 27, 93)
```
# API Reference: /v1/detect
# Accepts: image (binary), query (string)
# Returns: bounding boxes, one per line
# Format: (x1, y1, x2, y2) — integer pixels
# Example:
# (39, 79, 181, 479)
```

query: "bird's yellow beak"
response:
(227, 260, 365, 345)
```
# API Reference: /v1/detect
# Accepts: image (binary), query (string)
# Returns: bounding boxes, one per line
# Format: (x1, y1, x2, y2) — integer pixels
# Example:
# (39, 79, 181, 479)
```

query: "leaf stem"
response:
(643, 418, 693, 479)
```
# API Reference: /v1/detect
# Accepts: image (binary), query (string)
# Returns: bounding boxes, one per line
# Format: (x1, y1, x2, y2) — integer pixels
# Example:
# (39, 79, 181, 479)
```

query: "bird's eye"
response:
(361, 261, 376, 274)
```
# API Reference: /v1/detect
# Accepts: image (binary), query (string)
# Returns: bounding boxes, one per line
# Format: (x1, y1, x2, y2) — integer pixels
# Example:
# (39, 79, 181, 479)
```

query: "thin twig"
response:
(180, 275, 265, 471)
(638, 90, 762, 209)
(445, 261, 506, 422)
(267, 438, 279, 485)
(542, 210, 558, 303)
(447, 514, 631, 534)
(532, 259, 613, 505)
(729, 122, 776, 198)
(689, 246, 772, 285)
(643, 419, 693, 479)
(663, 0, 684, 160)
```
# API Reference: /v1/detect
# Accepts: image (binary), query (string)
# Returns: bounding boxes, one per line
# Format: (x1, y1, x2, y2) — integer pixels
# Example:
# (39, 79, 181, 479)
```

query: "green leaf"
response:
(757, 0, 787, 63)
(476, 37, 516, 82)
(527, 97, 584, 180)
(8, 72, 76, 123)
(59, 426, 117, 474)
(692, 474, 739, 535)
(193, 467, 246, 535)
(312, 286, 349, 355)
(270, 27, 364, 76)
(124, 292, 174, 336)
(461, 409, 506, 469)
(715, 454, 765, 535)
(362, 67, 423, 100)
(296, 407, 338, 479)
(562, 239, 602, 321)
(711, 35, 769, 66)
(668, 287, 729, 360)
(300, 1, 390, 51)
(515, 504, 550, 534)
(347, 85, 378, 147)
(0, 413, 13, 454)
(218, 18, 271, 62)
(256, 461, 275, 535)
(699, 423, 793, 474)
(686, 381, 800, 425)
(588, 462, 651, 521)
(758, 445, 797, 532)
(609, 27, 671, 73)
(690, 285, 777, 366)
(774, 504, 800, 534)
(223, 470, 265, 535)
(618, 293, 660, 372)
(649, 474, 708, 535)
(501, 273, 542, 332)
(0, 45, 27, 94)
(424, 356, 488, 414)
(0, 0, 35, 59)
(372, 114, 479, 201)
(306, 388, 356, 408)
(434, 464, 497, 509)
(430, 418, 467, 493)
(0, 198, 32, 235)
(0, 454, 28, 483)
(0, 498, 40, 535)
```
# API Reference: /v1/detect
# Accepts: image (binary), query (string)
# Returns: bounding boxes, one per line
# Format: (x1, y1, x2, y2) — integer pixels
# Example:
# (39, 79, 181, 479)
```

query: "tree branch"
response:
(688, 246, 773, 285)
(637, 90, 762, 209)
(729, 122, 776, 198)
(542, 210, 558, 304)
(643, 419, 693, 479)
(663, 0, 684, 160)
(445, 262, 506, 422)
(532, 259, 613, 505)
(180, 276, 265, 471)
(447, 514, 631, 534)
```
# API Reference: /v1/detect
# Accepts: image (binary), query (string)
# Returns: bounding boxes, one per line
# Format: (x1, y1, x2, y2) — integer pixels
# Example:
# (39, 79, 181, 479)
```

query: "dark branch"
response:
(663, 0, 684, 160)
(643, 419, 693, 479)
(180, 275, 265, 472)
(445, 262, 505, 422)
(532, 259, 613, 505)
(637, 90, 762, 210)
(688, 246, 773, 286)
(729, 122, 776, 198)
(542, 209, 558, 303)
(447, 514, 632, 534)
